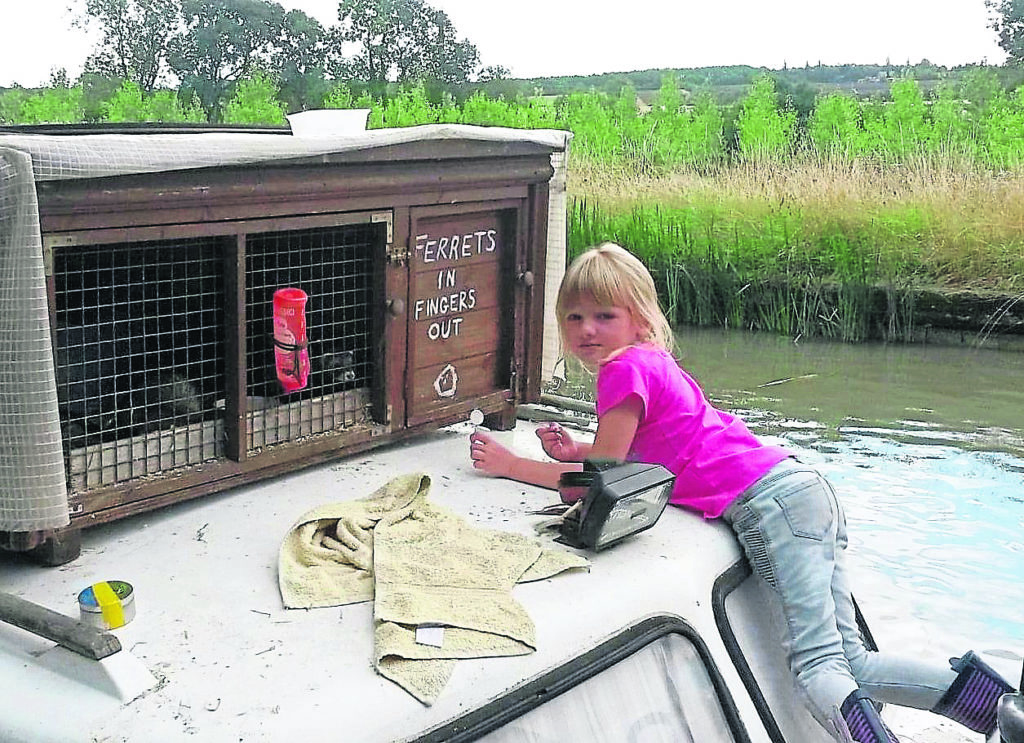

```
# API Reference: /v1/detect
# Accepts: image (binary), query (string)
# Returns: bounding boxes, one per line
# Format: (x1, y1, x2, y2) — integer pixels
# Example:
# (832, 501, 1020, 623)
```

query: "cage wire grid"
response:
(0, 147, 69, 531)
(54, 237, 225, 490)
(245, 223, 376, 451)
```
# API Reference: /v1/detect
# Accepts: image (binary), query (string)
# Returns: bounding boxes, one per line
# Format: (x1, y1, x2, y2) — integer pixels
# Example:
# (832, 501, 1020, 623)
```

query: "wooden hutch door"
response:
(405, 204, 520, 427)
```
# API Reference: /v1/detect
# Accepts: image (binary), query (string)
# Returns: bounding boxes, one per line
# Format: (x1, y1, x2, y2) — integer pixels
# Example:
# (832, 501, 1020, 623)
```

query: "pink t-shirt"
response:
(596, 345, 791, 518)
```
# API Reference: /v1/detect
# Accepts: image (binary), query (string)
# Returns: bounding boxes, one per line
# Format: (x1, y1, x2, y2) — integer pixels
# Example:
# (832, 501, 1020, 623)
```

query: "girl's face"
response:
(562, 295, 648, 368)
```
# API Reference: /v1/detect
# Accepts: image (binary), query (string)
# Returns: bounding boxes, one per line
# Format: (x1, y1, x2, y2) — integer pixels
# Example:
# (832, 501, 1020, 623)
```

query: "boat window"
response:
(414, 616, 747, 743)
(479, 632, 737, 742)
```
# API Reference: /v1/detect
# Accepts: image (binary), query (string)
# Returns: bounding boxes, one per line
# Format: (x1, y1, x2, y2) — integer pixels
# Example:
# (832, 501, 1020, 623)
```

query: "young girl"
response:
(468, 242, 1016, 742)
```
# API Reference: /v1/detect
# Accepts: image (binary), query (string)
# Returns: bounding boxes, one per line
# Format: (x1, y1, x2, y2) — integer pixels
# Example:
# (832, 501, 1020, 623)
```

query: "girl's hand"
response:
(469, 430, 518, 478)
(536, 422, 581, 462)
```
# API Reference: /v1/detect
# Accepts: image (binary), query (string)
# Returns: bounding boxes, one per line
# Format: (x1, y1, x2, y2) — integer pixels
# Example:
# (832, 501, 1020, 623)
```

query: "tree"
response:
(735, 75, 797, 162)
(882, 77, 930, 158)
(16, 87, 86, 124)
(334, 0, 404, 84)
(335, 0, 480, 85)
(986, 0, 1024, 65)
(50, 69, 72, 89)
(73, 0, 181, 91)
(773, 77, 817, 125)
(272, 9, 330, 112)
(0, 89, 27, 124)
(928, 82, 974, 158)
(982, 84, 1024, 168)
(322, 81, 356, 109)
(687, 92, 726, 170)
(380, 81, 437, 126)
(960, 66, 1003, 115)
(78, 71, 126, 120)
(653, 73, 683, 117)
(411, 7, 479, 84)
(808, 92, 866, 160)
(145, 90, 207, 122)
(170, 0, 287, 120)
(477, 65, 510, 83)
(102, 80, 148, 121)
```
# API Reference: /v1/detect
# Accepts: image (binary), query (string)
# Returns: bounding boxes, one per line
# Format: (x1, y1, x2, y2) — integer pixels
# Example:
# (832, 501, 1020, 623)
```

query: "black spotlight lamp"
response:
(556, 459, 675, 551)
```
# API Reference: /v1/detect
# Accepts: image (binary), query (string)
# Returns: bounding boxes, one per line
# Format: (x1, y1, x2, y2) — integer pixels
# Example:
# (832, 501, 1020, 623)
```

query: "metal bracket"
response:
(374, 211, 406, 265)
(508, 365, 519, 404)
(387, 246, 410, 266)
(371, 211, 393, 243)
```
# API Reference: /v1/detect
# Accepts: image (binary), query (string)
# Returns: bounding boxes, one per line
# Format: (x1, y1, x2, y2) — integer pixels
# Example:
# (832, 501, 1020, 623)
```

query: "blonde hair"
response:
(556, 242, 673, 352)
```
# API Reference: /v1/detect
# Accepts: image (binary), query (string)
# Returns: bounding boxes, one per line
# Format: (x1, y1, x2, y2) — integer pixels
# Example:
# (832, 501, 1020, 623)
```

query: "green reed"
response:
(568, 197, 929, 342)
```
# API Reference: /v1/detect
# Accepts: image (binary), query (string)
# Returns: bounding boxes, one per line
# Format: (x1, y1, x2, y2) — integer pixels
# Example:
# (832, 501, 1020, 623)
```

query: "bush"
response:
(16, 87, 85, 124)
(222, 71, 287, 125)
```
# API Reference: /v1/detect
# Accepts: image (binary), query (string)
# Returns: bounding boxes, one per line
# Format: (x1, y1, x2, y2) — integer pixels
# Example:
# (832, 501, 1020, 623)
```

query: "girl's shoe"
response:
(839, 689, 900, 742)
(932, 651, 1016, 735)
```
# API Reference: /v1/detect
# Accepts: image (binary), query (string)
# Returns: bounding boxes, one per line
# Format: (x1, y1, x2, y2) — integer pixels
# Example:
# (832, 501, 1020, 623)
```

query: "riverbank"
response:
(612, 268, 1024, 350)
(905, 286, 1024, 350)
(722, 281, 1024, 350)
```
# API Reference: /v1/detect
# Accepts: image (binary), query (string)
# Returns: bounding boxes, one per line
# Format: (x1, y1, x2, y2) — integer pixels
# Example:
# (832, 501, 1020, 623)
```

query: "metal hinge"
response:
(508, 365, 519, 403)
(42, 235, 79, 276)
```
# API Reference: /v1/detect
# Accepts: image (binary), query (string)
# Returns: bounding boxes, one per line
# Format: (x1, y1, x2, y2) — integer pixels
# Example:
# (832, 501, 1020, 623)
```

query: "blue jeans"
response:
(722, 458, 956, 725)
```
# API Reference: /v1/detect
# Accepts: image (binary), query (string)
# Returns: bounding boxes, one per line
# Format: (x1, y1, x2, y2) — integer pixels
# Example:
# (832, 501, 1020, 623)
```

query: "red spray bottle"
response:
(272, 288, 310, 393)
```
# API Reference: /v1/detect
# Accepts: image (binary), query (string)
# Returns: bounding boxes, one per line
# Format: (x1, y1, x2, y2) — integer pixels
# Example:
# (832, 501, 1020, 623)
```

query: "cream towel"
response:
(277, 473, 589, 704)
(278, 472, 429, 609)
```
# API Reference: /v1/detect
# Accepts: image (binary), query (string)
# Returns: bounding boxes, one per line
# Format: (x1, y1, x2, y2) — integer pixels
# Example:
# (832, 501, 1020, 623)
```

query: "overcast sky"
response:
(0, 0, 1006, 88)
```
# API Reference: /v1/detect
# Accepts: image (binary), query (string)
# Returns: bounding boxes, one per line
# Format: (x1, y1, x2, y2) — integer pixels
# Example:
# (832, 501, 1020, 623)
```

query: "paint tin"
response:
(77, 580, 135, 630)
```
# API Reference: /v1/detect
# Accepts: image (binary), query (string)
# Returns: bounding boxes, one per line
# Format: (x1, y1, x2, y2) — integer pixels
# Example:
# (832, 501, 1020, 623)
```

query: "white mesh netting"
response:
(0, 124, 571, 532)
(542, 146, 570, 386)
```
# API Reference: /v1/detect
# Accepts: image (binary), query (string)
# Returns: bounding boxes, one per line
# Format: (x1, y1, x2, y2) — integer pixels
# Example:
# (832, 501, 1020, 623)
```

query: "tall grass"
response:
(569, 152, 1024, 340)
(571, 154, 1024, 293)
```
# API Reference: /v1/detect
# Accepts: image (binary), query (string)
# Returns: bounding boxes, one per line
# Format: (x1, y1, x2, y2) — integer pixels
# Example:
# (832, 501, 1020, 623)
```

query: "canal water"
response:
(559, 325, 1023, 690)
(671, 327, 1024, 669)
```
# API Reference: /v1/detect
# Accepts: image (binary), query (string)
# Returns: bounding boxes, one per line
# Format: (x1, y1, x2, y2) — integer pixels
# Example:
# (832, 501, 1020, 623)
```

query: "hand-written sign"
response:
(405, 210, 505, 413)
(412, 224, 500, 343)
(409, 211, 507, 413)
(413, 287, 474, 340)
(414, 229, 496, 264)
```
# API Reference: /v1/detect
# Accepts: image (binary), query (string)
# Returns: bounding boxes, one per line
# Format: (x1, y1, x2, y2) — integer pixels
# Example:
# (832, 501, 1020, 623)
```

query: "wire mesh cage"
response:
(49, 218, 385, 491)
(244, 222, 380, 451)
(53, 237, 226, 490)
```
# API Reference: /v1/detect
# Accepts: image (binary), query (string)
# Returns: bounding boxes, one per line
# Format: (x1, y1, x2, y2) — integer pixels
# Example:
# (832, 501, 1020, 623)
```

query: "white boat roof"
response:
(0, 419, 754, 743)
(2, 418, 991, 743)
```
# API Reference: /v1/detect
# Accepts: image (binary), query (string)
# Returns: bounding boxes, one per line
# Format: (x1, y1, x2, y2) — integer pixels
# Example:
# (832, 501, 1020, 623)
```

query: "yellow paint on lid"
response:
(90, 581, 125, 629)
